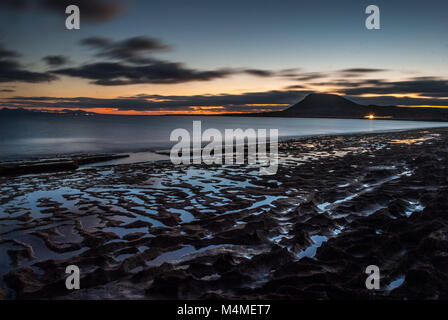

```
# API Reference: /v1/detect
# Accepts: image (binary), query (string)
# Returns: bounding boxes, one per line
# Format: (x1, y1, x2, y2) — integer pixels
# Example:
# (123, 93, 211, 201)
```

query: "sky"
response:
(0, 0, 447, 115)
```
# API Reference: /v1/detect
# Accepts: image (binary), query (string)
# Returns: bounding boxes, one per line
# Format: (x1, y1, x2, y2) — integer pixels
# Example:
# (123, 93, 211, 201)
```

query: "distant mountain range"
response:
(0, 108, 98, 116)
(3, 94, 448, 121)
(254, 93, 448, 121)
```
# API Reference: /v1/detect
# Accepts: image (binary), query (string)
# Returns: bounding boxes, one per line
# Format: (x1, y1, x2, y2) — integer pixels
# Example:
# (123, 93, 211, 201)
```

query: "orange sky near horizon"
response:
(2, 72, 448, 115)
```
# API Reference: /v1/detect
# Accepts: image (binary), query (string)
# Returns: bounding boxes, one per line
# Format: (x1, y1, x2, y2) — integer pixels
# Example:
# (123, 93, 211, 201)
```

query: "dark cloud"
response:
(284, 85, 307, 89)
(0, 61, 57, 83)
(0, 89, 14, 92)
(133, 90, 311, 109)
(287, 69, 387, 85)
(81, 36, 171, 64)
(349, 95, 448, 107)
(0, 0, 125, 23)
(0, 45, 20, 59)
(0, 0, 27, 10)
(3, 90, 311, 112)
(0, 44, 57, 83)
(277, 69, 302, 77)
(308, 80, 361, 88)
(52, 61, 236, 85)
(294, 72, 326, 81)
(308, 79, 385, 88)
(4, 85, 448, 114)
(242, 69, 301, 78)
(42, 55, 69, 66)
(339, 77, 448, 98)
(51, 36, 301, 85)
(243, 69, 276, 77)
(301, 76, 448, 100)
(336, 68, 388, 78)
(5, 37, 301, 87)
(338, 68, 387, 74)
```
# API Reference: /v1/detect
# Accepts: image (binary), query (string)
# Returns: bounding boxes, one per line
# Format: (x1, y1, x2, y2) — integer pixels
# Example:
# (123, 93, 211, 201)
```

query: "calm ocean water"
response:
(0, 114, 447, 161)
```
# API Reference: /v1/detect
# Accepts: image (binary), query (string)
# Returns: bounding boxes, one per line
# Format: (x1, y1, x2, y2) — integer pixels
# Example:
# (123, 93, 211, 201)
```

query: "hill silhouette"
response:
(282, 93, 370, 118)
(256, 93, 448, 121)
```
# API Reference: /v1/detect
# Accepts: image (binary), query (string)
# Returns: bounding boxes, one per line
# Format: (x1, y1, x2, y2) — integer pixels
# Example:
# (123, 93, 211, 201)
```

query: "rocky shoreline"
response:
(0, 154, 130, 176)
(1, 127, 448, 299)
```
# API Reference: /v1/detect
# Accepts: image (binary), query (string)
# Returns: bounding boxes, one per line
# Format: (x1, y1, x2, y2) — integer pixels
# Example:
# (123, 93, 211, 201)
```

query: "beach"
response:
(1, 127, 448, 299)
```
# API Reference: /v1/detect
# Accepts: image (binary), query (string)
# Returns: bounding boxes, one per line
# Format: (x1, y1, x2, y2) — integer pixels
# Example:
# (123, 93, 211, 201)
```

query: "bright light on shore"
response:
(368, 114, 375, 120)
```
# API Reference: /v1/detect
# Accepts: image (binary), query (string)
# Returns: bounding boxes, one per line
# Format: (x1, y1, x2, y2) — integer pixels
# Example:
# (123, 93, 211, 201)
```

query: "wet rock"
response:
(4, 267, 42, 298)
(123, 232, 146, 241)
(387, 199, 409, 217)
(188, 263, 215, 278)
(7, 247, 33, 266)
(3, 127, 448, 299)
(0, 285, 8, 299)
(145, 269, 189, 298)
(0, 161, 78, 176)
(416, 228, 448, 255)
(397, 267, 439, 298)
(211, 254, 237, 274)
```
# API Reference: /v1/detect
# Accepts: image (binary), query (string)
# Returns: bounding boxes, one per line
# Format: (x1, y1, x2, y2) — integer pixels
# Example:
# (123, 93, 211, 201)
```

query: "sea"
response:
(1, 114, 447, 162)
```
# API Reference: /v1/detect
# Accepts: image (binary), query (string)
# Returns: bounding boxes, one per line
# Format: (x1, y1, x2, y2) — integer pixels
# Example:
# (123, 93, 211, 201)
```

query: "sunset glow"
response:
(0, 1, 447, 115)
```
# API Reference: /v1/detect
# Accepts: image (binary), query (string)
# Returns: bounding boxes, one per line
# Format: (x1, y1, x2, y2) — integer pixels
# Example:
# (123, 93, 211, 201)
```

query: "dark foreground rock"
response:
(0, 284, 7, 299)
(0, 154, 129, 176)
(1, 127, 448, 299)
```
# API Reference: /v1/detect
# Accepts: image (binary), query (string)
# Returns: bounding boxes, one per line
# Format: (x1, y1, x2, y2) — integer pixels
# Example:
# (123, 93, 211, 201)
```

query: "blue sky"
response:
(0, 0, 447, 114)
